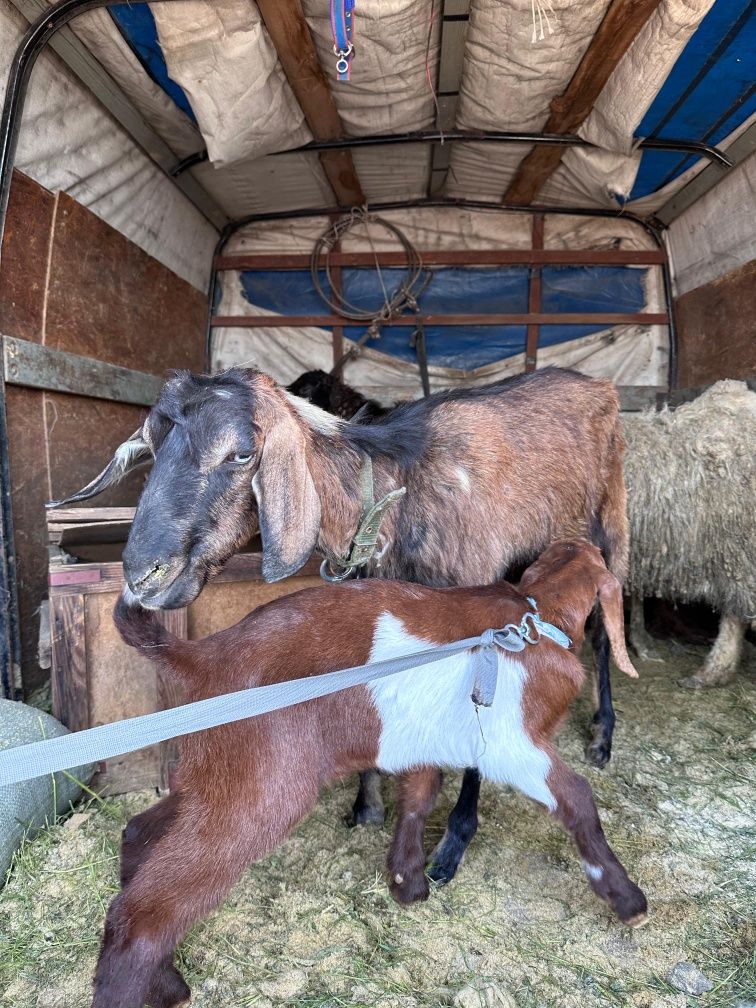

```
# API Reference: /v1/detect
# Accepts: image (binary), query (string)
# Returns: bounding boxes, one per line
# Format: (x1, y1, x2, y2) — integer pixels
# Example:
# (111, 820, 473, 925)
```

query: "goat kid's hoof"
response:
(584, 739, 611, 769)
(389, 869, 430, 905)
(426, 838, 464, 887)
(350, 804, 385, 828)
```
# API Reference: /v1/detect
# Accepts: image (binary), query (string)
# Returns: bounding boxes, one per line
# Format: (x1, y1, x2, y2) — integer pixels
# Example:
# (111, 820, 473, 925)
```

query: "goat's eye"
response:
(225, 452, 252, 465)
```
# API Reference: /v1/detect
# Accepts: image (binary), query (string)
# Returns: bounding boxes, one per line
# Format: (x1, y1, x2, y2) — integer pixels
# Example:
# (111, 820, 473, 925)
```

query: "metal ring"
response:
(336, 56, 350, 75)
(319, 558, 356, 583)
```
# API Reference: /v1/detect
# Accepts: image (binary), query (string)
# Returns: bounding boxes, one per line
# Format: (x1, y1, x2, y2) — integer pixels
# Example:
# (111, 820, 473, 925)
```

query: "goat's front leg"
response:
(679, 613, 746, 689)
(585, 612, 616, 767)
(387, 766, 442, 904)
(352, 768, 385, 825)
(547, 757, 647, 926)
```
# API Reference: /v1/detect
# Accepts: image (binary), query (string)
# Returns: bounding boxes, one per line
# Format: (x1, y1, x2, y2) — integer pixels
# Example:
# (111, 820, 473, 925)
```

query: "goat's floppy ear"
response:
(46, 429, 152, 508)
(597, 571, 639, 678)
(252, 414, 321, 582)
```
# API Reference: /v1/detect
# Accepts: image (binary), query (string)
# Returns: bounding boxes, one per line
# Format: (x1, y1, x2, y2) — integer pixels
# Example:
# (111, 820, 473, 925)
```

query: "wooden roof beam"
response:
(256, 0, 365, 206)
(503, 0, 663, 205)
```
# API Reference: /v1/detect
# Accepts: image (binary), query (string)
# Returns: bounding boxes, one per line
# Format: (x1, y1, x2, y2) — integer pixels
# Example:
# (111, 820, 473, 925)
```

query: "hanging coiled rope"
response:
(310, 208, 432, 388)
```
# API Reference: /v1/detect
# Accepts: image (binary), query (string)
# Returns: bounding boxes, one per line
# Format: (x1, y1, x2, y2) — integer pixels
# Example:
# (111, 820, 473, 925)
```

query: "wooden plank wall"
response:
(675, 259, 756, 387)
(0, 171, 208, 694)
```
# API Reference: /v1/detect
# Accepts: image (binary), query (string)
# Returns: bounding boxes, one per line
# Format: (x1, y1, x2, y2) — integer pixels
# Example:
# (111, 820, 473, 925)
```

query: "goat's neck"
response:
(307, 434, 396, 560)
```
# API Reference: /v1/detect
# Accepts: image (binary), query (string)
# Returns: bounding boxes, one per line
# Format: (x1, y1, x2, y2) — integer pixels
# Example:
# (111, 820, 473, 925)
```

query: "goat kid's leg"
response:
(387, 767, 442, 904)
(548, 758, 647, 926)
(352, 768, 385, 826)
(679, 614, 746, 689)
(585, 613, 616, 768)
(426, 768, 480, 886)
(94, 795, 316, 1008)
(119, 795, 189, 1006)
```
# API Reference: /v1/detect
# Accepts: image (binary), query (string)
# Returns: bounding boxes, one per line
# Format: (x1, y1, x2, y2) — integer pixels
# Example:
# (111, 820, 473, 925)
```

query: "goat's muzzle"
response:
(122, 554, 192, 610)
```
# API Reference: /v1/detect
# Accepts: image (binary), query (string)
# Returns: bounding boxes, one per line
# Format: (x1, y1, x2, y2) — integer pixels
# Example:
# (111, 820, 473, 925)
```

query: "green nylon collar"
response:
(320, 453, 406, 583)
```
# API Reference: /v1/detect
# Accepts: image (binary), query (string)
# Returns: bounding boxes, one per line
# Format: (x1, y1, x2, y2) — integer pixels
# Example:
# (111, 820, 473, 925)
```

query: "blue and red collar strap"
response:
(330, 0, 355, 81)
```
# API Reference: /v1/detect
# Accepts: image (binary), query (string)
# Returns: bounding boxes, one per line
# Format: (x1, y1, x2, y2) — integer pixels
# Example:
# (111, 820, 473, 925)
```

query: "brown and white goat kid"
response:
(95, 540, 646, 1008)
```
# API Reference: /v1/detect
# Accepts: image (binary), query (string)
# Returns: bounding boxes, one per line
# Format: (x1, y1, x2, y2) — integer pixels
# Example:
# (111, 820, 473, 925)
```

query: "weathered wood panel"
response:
(5, 385, 50, 695)
(676, 260, 756, 387)
(45, 193, 206, 373)
(50, 592, 88, 733)
(85, 590, 161, 794)
(0, 171, 55, 344)
(187, 577, 323, 638)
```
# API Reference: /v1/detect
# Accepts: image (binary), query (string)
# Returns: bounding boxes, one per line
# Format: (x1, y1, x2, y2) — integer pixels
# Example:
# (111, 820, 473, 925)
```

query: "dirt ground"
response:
(1, 639, 754, 1008)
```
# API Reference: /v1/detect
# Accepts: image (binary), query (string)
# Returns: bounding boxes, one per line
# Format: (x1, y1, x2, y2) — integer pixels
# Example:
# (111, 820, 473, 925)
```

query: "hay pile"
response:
(1, 641, 754, 1008)
(622, 380, 756, 618)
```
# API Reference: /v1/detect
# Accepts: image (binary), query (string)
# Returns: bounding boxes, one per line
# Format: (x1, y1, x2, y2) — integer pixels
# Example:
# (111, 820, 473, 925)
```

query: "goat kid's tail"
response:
(113, 589, 178, 663)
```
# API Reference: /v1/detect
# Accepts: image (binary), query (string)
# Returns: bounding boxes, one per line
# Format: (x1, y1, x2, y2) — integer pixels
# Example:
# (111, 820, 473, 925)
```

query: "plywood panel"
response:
(676, 260, 756, 387)
(85, 591, 161, 794)
(44, 392, 149, 508)
(0, 171, 55, 344)
(187, 577, 322, 639)
(45, 193, 206, 373)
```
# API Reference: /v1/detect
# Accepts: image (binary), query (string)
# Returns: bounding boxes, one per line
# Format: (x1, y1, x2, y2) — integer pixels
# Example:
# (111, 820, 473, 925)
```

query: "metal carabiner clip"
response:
(320, 558, 356, 583)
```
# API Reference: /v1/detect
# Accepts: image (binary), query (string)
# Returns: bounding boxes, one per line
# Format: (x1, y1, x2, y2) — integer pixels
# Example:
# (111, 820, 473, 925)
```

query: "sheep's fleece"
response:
(622, 380, 756, 618)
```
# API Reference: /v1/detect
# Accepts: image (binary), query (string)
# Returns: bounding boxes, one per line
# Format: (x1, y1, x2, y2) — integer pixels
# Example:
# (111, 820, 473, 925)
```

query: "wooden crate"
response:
(48, 509, 321, 795)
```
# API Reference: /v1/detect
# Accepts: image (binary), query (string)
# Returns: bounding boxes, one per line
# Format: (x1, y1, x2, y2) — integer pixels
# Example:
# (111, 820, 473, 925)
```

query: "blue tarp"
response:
(239, 265, 645, 368)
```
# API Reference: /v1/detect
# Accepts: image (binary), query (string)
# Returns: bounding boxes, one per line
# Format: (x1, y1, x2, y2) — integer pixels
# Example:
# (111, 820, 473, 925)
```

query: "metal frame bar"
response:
(174, 130, 733, 178)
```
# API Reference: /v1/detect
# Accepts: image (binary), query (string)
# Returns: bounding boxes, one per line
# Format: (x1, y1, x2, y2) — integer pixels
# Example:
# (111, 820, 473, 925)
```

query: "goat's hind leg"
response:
(119, 795, 189, 1007)
(548, 758, 647, 926)
(426, 767, 480, 886)
(352, 768, 385, 826)
(585, 612, 616, 768)
(95, 789, 317, 1008)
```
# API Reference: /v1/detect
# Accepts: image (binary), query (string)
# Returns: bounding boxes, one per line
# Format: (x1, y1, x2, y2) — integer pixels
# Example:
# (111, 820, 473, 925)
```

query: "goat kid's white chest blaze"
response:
(367, 612, 555, 810)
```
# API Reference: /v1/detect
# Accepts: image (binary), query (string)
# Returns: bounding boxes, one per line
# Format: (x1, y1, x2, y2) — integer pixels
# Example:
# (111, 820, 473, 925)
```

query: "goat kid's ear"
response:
(46, 428, 152, 509)
(598, 572, 639, 679)
(252, 414, 321, 582)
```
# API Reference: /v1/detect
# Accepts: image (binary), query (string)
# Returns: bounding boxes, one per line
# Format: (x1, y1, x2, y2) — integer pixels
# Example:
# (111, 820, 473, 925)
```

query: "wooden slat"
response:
(212, 312, 670, 328)
(47, 507, 137, 524)
(504, 0, 663, 204)
(48, 553, 324, 597)
(215, 249, 667, 270)
(256, 0, 364, 206)
(50, 592, 89, 732)
(525, 214, 544, 373)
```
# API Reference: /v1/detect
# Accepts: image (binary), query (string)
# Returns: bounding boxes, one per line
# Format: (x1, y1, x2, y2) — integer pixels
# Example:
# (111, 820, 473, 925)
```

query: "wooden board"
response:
(676, 260, 756, 387)
(44, 193, 206, 374)
(0, 171, 55, 344)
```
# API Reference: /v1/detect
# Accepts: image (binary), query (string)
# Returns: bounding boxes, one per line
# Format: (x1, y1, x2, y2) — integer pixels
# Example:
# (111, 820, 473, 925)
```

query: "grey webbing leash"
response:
(0, 607, 570, 788)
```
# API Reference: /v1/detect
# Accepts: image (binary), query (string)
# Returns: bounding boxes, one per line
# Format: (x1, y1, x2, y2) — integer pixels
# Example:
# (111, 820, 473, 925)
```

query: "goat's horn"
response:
(46, 430, 152, 509)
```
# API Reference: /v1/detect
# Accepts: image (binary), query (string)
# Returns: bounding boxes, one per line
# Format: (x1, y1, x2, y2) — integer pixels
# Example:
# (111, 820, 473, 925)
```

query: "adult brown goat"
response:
(94, 539, 646, 1008)
(52, 365, 628, 887)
